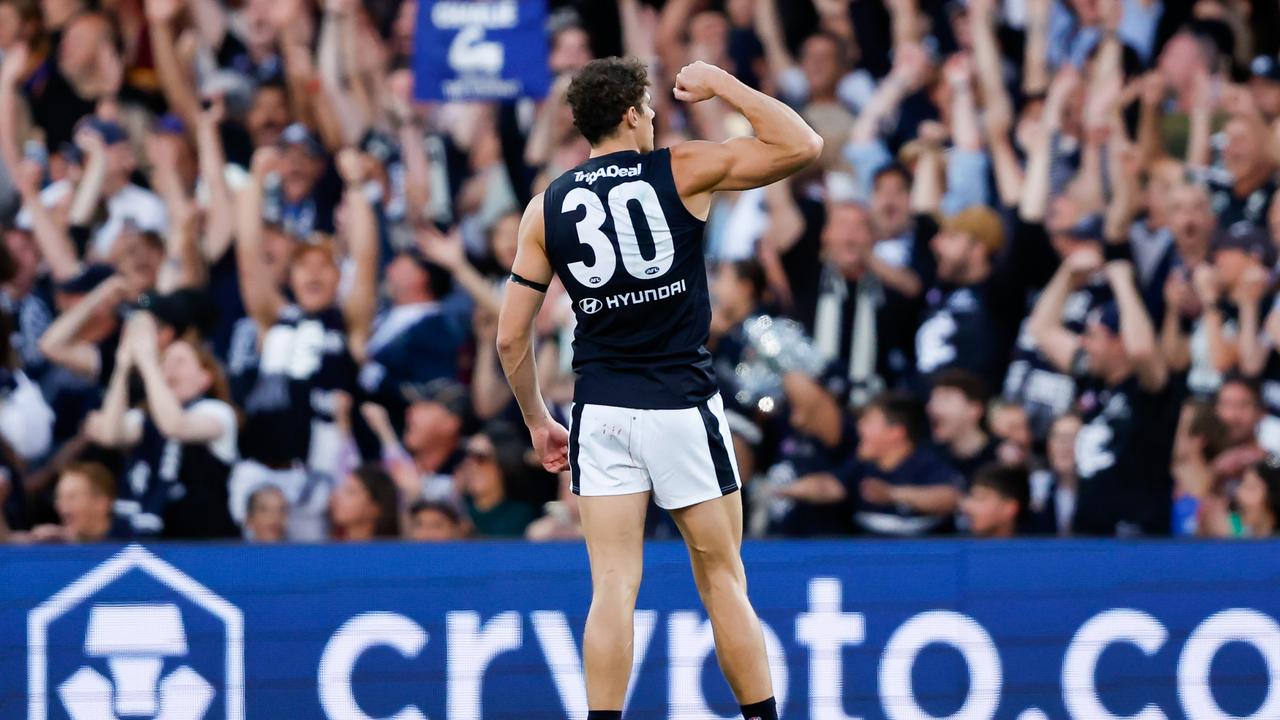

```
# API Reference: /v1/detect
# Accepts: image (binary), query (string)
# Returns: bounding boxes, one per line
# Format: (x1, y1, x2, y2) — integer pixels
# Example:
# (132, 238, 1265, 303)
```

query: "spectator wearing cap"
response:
(357, 226, 466, 428)
(1169, 224, 1276, 398)
(916, 205, 1024, 390)
(962, 464, 1030, 538)
(457, 424, 537, 538)
(927, 369, 997, 486)
(85, 313, 239, 538)
(1248, 55, 1280, 121)
(399, 379, 470, 501)
(231, 147, 377, 478)
(1029, 237, 1174, 535)
(262, 123, 342, 239)
(17, 119, 167, 259)
(38, 266, 127, 386)
(353, 379, 471, 510)
(780, 392, 963, 537)
(1003, 225, 1111, 442)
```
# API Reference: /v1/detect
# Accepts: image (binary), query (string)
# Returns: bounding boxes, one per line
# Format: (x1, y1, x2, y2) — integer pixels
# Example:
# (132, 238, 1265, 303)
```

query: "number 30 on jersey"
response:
(562, 180, 674, 287)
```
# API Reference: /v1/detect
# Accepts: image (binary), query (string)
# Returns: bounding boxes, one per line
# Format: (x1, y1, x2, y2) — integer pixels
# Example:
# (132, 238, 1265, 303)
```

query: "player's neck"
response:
(589, 136, 641, 158)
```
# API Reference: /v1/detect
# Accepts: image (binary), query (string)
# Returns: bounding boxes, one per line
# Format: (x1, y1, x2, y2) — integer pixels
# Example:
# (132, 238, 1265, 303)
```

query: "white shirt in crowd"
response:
(17, 180, 167, 258)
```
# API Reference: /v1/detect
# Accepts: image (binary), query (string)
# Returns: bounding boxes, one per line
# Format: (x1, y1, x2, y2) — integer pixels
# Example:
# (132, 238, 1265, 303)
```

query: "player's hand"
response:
(531, 419, 570, 473)
(674, 61, 727, 104)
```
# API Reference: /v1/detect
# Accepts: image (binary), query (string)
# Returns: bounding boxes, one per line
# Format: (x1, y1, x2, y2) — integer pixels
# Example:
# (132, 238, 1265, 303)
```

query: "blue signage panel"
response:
(413, 0, 551, 101)
(2, 540, 1279, 719)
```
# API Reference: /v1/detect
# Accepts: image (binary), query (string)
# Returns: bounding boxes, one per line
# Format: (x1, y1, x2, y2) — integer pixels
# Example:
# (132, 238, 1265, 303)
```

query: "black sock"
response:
(587, 712, 622, 720)
(740, 696, 778, 720)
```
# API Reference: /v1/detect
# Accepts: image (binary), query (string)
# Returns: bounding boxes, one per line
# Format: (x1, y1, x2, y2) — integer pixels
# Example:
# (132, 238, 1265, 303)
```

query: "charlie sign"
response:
(413, 0, 551, 101)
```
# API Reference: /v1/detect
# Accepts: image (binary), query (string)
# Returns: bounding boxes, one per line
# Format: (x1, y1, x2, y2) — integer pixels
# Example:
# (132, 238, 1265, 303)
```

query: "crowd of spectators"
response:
(0, 0, 1278, 544)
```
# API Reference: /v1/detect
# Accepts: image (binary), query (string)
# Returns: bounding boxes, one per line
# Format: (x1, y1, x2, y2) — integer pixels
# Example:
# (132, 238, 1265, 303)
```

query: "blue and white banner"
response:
(413, 0, 551, 101)
(3, 540, 1279, 719)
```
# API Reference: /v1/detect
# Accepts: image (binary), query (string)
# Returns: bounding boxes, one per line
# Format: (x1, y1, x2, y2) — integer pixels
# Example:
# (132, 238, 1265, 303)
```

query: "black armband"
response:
(509, 272, 549, 293)
(1103, 243, 1133, 263)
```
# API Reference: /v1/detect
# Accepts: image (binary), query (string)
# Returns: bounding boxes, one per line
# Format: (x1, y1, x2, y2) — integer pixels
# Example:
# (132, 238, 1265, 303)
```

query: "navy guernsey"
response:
(543, 148, 716, 409)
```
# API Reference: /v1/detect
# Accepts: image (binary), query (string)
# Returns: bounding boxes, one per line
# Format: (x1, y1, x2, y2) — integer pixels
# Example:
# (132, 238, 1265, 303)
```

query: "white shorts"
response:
(569, 393, 742, 510)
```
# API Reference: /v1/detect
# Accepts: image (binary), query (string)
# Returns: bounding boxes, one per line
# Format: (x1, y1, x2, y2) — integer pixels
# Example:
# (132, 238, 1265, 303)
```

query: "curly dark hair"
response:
(566, 57, 649, 146)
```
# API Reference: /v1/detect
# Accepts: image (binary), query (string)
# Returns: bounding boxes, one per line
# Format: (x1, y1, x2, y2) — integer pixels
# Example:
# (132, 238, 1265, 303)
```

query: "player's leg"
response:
(571, 402, 652, 716)
(579, 491, 649, 713)
(669, 491, 775, 711)
(644, 395, 777, 719)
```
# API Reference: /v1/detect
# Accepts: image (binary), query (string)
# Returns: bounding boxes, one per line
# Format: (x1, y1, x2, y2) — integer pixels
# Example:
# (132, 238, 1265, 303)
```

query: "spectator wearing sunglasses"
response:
(457, 425, 536, 538)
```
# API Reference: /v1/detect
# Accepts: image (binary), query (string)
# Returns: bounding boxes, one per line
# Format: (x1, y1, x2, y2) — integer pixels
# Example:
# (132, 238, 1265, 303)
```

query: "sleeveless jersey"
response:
(543, 148, 716, 409)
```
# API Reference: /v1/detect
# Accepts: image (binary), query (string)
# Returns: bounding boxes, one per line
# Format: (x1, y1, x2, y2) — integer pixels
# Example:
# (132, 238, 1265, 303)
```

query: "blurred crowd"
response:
(0, 0, 1278, 544)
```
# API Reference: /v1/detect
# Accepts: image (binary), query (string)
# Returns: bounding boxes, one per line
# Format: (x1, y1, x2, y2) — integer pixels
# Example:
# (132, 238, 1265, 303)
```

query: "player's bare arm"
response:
(496, 192, 570, 473)
(668, 60, 824, 219)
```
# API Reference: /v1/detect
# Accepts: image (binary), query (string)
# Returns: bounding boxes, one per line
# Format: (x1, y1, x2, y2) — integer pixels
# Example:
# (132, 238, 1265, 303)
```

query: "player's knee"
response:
(694, 563, 747, 602)
(591, 567, 642, 605)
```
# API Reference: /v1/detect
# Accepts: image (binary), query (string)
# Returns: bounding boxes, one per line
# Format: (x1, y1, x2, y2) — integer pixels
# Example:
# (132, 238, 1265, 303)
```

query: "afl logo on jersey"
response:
(645, 267, 659, 276)
(579, 298, 603, 315)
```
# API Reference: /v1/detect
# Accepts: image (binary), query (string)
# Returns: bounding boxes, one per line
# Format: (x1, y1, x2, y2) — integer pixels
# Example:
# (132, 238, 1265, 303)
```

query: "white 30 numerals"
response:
(562, 180, 674, 288)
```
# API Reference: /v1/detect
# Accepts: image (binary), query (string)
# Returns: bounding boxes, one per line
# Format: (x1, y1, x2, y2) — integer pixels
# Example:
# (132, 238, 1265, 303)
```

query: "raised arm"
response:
(1135, 72, 1168, 167)
(39, 275, 128, 380)
(754, 0, 798, 86)
(910, 123, 946, 214)
(497, 193, 569, 472)
(335, 150, 378, 362)
(1019, 68, 1079, 222)
(1234, 266, 1271, 377)
(970, 0, 1022, 206)
(417, 225, 501, 316)
(1022, 0, 1050, 96)
(0, 44, 30, 184)
(1160, 270, 1193, 373)
(14, 159, 80, 282)
(83, 323, 140, 447)
(1192, 264, 1237, 373)
(1028, 248, 1101, 373)
(234, 148, 287, 331)
(130, 313, 229, 442)
(146, 0, 201, 129)
(1184, 69, 1213, 170)
(195, 97, 235, 262)
(1109, 256, 1167, 392)
(68, 129, 108, 229)
(669, 62, 822, 211)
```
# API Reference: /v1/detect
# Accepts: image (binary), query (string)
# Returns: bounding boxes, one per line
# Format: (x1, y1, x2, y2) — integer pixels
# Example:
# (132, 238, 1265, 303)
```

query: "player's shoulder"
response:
(518, 192, 547, 239)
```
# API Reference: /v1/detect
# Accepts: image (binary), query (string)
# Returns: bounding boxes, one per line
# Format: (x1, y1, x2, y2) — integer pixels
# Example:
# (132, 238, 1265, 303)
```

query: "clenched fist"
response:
(674, 61, 728, 104)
